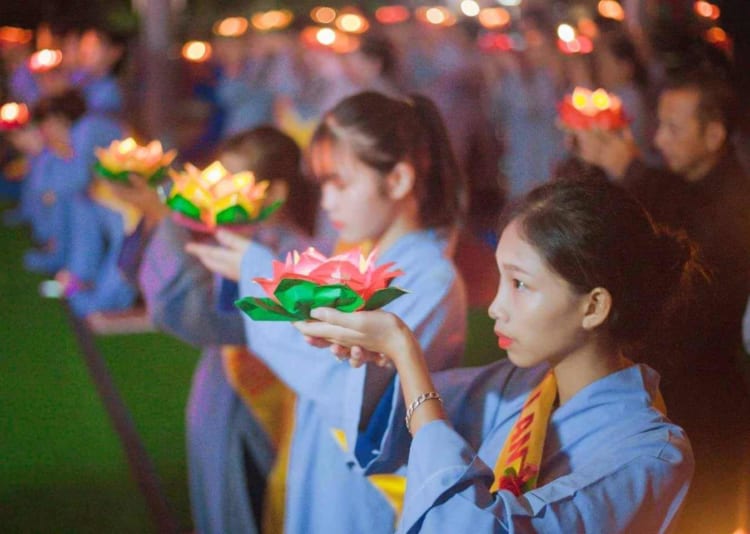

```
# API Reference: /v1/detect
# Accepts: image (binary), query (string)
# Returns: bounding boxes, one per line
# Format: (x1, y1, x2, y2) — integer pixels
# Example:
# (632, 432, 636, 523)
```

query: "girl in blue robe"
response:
(136, 126, 316, 534)
(23, 89, 121, 273)
(297, 176, 699, 533)
(188, 91, 469, 533)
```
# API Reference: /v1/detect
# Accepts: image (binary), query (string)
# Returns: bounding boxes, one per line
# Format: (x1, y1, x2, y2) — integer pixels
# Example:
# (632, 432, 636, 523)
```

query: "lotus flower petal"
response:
(166, 160, 276, 230)
(239, 246, 406, 321)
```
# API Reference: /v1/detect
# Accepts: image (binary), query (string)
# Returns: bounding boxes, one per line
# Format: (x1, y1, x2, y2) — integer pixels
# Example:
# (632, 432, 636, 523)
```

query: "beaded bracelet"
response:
(404, 391, 442, 433)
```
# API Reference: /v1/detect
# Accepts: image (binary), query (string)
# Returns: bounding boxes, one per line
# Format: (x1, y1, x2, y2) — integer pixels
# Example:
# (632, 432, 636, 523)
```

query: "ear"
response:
(385, 162, 416, 201)
(580, 287, 612, 331)
(704, 121, 727, 152)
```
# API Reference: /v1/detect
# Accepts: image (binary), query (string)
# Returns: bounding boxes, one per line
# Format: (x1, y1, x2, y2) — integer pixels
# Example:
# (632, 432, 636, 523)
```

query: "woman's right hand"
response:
(295, 308, 421, 368)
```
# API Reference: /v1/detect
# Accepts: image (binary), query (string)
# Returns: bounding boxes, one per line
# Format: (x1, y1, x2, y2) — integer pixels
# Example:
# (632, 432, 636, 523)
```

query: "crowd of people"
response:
(1, 3, 749, 533)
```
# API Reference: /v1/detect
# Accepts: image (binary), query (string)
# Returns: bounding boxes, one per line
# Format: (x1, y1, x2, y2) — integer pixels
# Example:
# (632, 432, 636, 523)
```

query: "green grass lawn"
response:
(0, 201, 199, 533)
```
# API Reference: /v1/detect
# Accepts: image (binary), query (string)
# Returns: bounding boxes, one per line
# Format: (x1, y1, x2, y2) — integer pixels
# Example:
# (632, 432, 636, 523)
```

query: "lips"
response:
(496, 333, 513, 350)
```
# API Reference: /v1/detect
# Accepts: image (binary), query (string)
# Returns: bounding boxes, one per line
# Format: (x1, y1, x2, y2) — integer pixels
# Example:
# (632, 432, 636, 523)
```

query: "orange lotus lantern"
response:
(94, 137, 177, 185)
(167, 161, 281, 232)
(236, 247, 406, 321)
(0, 102, 30, 131)
(558, 87, 629, 130)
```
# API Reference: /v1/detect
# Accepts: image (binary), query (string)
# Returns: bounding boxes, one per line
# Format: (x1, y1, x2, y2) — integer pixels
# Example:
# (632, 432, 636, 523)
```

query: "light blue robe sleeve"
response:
(238, 235, 467, 427)
(401, 422, 692, 534)
(138, 217, 246, 347)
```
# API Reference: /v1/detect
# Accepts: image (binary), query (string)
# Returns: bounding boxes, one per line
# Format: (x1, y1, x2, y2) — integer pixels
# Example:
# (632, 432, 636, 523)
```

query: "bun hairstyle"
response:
(310, 91, 467, 229)
(501, 176, 707, 352)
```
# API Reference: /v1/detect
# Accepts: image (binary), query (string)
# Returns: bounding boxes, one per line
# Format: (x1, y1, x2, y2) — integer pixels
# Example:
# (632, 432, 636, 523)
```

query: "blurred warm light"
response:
(0, 26, 33, 45)
(694, 1, 720, 20)
(478, 7, 511, 29)
(0, 102, 30, 127)
(498, 0, 521, 6)
(317, 27, 336, 45)
(415, 6, 456, 26)
(557, 35, 593, 54)
(598, 0, 626, 21)
(182, 41, 212, 62)
(460, 0, 481, 17)
(732, 529, 748, 534)
(577, 17, 599, 39)
(28, 49, 63, 72)
(336, 12, 369, 34)
(557, 23, 576, 43)
(477, 32, 515, 52)
(35, 23, 53, 50)
(213, 17, 248, 37)
(251, 10, 294, 31)
(704, 26, 729, 47)
(311, 6, 337, 24)
(375, 5, 410, 24)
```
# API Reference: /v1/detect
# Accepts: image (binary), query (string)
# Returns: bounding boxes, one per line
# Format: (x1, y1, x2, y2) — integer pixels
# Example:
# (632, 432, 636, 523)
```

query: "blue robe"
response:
(24, 114, 122, 273)
(238, 229, 467, 533)
(139, 217, 310, 534)
(347, 361, 693, 533)
(65, 194, 137, 316)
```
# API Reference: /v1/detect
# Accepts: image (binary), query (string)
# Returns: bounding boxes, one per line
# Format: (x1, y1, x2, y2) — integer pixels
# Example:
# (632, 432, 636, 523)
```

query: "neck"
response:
(553, 343, 626, 406)
(373, 200, 421, 256)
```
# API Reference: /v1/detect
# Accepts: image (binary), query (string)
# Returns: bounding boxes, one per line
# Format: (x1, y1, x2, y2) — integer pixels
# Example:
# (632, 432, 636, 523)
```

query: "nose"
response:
(320, 183, 336, 213)
(487, 283, 509, 323)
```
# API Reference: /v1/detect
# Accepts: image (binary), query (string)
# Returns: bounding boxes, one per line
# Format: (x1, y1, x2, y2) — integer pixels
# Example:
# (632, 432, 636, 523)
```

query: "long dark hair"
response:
(310, 91, 467, 229)
(501, 176, 707, 354)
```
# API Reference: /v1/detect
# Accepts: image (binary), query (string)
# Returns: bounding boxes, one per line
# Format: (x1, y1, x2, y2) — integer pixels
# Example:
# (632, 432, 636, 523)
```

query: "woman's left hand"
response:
(185, 229, 251, 281)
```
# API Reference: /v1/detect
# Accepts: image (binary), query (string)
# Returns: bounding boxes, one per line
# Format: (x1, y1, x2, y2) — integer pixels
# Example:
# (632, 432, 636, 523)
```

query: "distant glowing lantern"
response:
(375, 6, 410, 25)
(251, 10, 294, 31)
(598, 0, 626, 21)
(28, 49, 63, 72)
(182, 41, 212, 63)
(0, 26, 33, 45)
(336, 12, 369, 34)
(94, 137, 177, 185)
(460, 0, 481, 17)
(213, 17, 249, 37)
(0, 102, 30, 131)
(694, 1, 720, 20)
(478, 7, 511, 29)
(557, 24, 576, 43)
(311, 6, 337, 24)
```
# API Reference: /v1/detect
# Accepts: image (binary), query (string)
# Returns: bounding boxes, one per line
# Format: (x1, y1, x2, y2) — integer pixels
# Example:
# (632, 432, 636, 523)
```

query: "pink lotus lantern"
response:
(236, 247, 406, 321)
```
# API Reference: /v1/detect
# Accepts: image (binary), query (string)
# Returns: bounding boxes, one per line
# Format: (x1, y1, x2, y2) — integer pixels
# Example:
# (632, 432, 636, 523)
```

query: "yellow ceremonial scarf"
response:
(491, 365, 667, 496)
(490, 372, 557, 495)
(89, 180, 142, 234)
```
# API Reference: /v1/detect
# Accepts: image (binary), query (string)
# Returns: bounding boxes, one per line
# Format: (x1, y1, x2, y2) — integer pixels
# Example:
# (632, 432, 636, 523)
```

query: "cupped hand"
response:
(185, 229, 251, 281)
(294, 307, 416, 367)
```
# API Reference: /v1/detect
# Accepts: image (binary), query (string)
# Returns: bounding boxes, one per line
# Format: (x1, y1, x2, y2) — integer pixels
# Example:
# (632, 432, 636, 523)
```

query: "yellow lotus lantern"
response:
(167, 161, 282, 232)
(94, 137, 177, 185)
(559, 87, 629, 130)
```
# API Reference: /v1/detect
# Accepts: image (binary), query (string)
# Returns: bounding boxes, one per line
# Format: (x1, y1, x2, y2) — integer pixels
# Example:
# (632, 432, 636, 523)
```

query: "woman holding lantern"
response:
(187, 91, 468, 533)
(128, 126, 317, 534)
(295, 176, 697, 533)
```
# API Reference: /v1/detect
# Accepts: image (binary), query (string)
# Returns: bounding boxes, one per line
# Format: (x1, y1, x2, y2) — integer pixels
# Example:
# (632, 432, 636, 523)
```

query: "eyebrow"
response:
(501, 262, 532, 276)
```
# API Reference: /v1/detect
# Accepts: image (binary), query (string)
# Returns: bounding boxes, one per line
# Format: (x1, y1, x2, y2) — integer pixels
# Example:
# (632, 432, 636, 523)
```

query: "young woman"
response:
(297, 176, 698, 533)
(187, 91, 468, 533)
(133, 126, 316, 534)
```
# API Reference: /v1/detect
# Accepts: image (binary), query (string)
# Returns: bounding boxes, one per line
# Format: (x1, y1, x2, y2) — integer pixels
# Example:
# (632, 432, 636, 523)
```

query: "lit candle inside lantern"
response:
(559, 87, 628, 130)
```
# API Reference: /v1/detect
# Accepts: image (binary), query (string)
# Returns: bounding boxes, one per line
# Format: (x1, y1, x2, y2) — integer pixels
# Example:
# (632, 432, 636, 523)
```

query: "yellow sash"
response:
(89, 180, 142, 234)
(490, 372, 557, 495)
